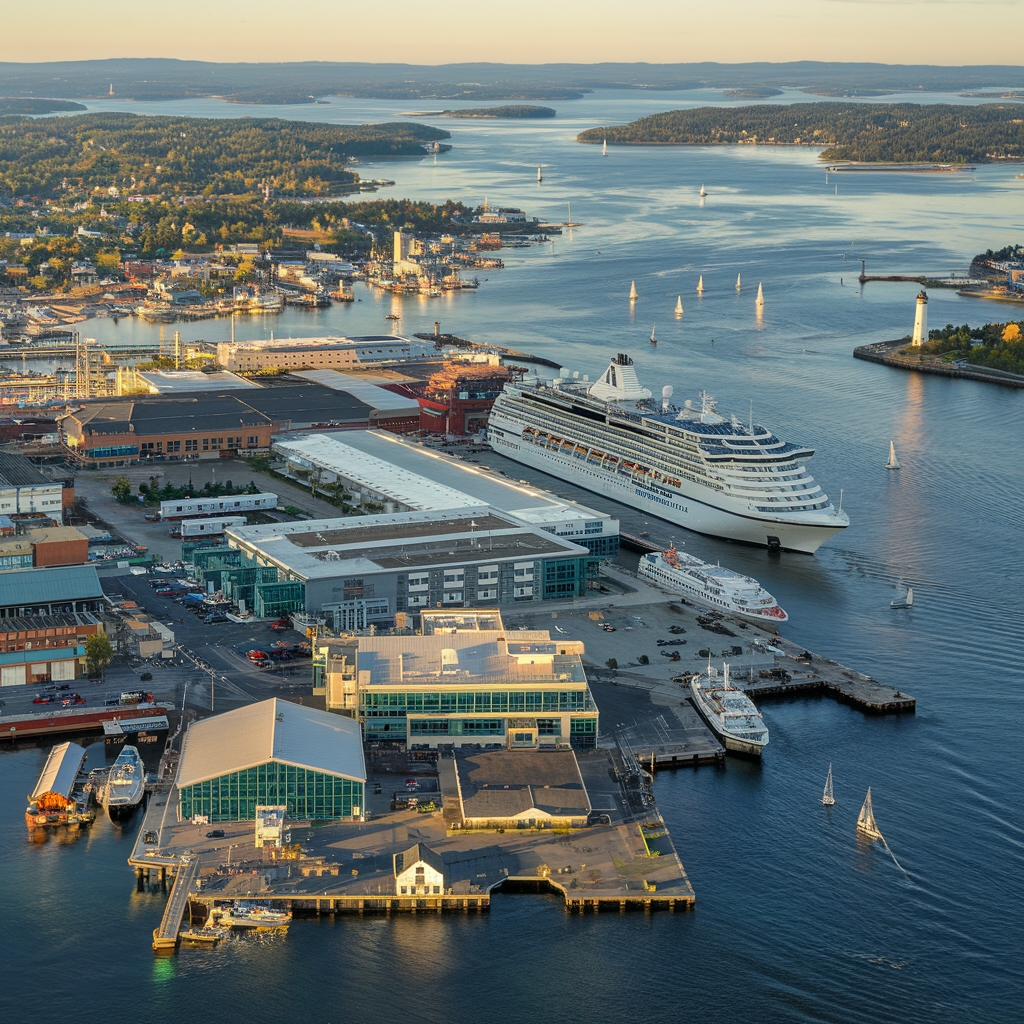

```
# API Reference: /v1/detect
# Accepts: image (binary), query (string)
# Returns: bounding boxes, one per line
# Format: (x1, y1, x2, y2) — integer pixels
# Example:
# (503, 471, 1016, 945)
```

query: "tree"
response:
(85, 632, 113, 677)
(1002, 323, 1022, 343)
(637, 654, 650, 665)
(605, 658, 618, 670)
(111, 475, 132, 503)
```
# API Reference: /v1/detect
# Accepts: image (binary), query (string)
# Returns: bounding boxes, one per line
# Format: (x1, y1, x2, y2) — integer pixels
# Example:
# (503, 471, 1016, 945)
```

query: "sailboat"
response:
(696, 275, 704, 294)
(756, 282, 765, 307)
(699, 184, 707, 197)
(822, 764, 835, 806)
(735, 273, 742, 292)
(886, 441, 901, 470)
(650, 323, 657, 344)
(537, 166, 542, 183)
(857, 787, 883, 840)
(891, 586, 914, 609)
(629, 281, 638, 302)
(602, 139, 608, 156)
(674, 296, 684, 317)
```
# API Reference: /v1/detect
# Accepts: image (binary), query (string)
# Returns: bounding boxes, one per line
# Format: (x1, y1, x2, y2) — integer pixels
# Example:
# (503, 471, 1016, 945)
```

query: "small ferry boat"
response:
(218, 903, 292, 929)
(638, 547, 788, 623)
(100, 745, 145, 819)
(689, 661, 769, 756)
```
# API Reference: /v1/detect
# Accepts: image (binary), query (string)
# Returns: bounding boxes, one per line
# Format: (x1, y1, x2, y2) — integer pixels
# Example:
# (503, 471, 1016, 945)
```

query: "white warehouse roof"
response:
(292, 370, 422, 416)
(176, 698, 365, 788)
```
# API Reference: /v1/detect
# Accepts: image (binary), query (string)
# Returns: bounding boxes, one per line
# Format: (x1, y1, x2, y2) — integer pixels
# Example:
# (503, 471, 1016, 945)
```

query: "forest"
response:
(442, 106, 556, 118)
(578, 103, 1024, 163)
(0, 113, 449, 197)
(917, 321, 1024, 374)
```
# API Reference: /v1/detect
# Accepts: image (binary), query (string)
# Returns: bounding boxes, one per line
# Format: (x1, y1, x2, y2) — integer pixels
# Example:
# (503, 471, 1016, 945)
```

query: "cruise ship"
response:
(487, 353, 849, 553)
(100, 745, 145, 819)
(638, 547, 788, 624)
(689, 662, 769, 756)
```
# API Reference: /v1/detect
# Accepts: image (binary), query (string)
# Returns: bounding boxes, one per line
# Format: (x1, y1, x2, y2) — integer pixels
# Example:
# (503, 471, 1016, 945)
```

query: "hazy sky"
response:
(1, 1, 1021, 65)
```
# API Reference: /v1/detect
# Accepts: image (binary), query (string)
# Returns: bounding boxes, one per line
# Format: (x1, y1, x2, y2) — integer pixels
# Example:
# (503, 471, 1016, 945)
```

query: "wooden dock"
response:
(152, 856, 199, 952)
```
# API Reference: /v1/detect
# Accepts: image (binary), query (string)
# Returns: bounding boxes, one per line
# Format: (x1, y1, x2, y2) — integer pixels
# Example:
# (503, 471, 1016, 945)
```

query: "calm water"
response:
(2, 92, 1023, 1023)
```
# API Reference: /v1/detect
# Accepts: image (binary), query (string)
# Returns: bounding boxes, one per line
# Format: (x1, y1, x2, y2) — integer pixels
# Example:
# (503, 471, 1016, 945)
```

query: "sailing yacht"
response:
(886, 441, 901, 470)
(699, 184, 707, 197)
(857, 788, 883, 840)
(602, 139, 608, 156)
(696, 276, 704, 294)
(629, 281, 638, 302)
(822, 764, 835, 806)
(891, 586, 914, 609)
(756, 282, 765, 307)
(650, 324, 657, 344)
(674, 296, 684, 316)
(537, 166, 543, 183)
(735, 274, 742, 292)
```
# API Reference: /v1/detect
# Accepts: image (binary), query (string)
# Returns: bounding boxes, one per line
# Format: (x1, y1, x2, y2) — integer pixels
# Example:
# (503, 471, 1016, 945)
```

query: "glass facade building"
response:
(179, 762, 363, 822)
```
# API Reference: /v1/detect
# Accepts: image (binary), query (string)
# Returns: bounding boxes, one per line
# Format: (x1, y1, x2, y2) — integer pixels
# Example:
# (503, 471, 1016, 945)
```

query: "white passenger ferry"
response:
(488, 353, 849, 553)
(689, 662, 769, 757)
(639, 547, 788, 623)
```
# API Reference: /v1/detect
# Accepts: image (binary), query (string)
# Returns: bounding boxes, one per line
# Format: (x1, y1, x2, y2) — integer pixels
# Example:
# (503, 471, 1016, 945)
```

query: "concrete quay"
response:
(854, 338, 1024, 389)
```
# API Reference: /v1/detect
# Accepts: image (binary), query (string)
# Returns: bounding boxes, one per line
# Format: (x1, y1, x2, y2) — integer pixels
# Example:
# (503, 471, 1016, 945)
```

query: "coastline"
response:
(853, 338, 1024, 389)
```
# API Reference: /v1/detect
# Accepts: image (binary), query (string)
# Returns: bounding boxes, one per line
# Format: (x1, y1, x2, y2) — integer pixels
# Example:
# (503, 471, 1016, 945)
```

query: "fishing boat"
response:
(756, 282, 765, 307)
(822, 763, 835, 806)
(699, 184, 707, 197)
(537, 166, 543, 183)
(602, 139, 608, 156)
(891, 586, 914, 609)
(735, 273, 742, 292)
(886, 441, 901, 470)
(696, 275, 704, 294)
(689, 660, 769, 756)
(629, 281, 638, 302)
(650, 324, 657, 344)
(674, 296, 683, 316)
(857, 787, 883, 840)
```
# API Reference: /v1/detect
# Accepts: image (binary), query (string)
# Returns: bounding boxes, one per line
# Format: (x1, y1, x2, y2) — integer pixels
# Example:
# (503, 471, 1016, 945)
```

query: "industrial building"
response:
(0, 613, 102, 686)
(273, 431, 619, 557)
(59, 375, 421, 467)
(0, 564, 105, 619)
(0, 526, 89, 571)
(176, 698, 366, 822)
(0, 453, 69, 518)
(215, 335, 431, 373)
(226, 505, 598, 624)
(451, 749, 592, 829)
(316, 609, 599, 749)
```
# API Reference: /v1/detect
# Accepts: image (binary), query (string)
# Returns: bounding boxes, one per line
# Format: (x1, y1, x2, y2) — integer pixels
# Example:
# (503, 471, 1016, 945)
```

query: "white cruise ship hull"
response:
(689, 685, 767, 757)
(488, 417, 845, 554)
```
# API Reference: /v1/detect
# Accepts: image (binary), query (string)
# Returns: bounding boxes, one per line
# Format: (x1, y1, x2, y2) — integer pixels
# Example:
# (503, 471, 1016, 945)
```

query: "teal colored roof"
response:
(0, 565, 103, 607)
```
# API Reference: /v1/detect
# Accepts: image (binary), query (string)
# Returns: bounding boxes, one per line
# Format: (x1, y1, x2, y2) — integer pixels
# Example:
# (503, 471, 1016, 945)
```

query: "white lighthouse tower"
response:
(911, 289, 929, 346)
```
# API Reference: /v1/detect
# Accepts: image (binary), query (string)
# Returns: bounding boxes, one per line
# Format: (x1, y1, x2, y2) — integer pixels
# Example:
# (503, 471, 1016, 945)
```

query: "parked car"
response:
(205, 829, 225, 839)
(32, 695, 54, 704)
(143, 513, 160, 522)
(139, 672, 153, 681)
(203, 613, 228, 624)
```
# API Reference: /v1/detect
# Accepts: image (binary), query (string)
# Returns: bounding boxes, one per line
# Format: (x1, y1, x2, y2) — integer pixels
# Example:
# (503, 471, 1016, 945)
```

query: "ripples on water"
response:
(1, 90, 1022, 1023)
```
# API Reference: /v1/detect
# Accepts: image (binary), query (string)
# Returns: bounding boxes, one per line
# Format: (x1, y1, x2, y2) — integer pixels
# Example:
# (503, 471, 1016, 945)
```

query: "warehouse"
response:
(226, 506, 597, 623)
(317, 609, 599, 749)
(0, 453, 67, 518)
(0, 564, 105, 619)
(273, 430, 619, 557)
(0, 612, 102, 686)
(215, 335, 431, 373)
(176, 697, 365, 822)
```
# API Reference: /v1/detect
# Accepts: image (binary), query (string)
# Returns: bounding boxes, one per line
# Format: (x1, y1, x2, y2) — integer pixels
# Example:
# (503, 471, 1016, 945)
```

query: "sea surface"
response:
(2, 91, 1023, 1024)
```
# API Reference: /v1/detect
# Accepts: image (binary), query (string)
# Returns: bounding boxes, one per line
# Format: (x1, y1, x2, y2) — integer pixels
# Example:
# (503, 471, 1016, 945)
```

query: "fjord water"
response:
(2, 92, 1023, 1023)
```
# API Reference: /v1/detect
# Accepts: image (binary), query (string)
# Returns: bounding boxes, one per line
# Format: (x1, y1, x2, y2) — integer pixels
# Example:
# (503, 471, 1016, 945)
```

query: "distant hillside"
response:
(0, 98, 86, 115)
(578, 103, 1024, 163)
(442, 105, 556, 118)
(0, 113, 449, 197)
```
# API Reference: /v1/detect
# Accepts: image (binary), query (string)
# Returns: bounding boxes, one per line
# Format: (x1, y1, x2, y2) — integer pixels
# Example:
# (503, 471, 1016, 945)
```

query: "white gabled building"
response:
(393, 842, 446, 895)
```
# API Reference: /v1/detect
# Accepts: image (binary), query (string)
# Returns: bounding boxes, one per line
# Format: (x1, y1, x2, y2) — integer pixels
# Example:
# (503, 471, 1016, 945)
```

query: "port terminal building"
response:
(315, 609, 599, 749)
(272, 430, 619, 557)
(215, 335, 432, 373)
(225, 505, 598, 626)
(176, 698, 366, 822)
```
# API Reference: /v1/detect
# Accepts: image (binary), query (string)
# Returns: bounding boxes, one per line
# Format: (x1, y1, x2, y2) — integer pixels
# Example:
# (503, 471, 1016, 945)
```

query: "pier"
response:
(152, 856, 199, 951)
(854, 338, 1024, 390)
(856, 259, 981, 289)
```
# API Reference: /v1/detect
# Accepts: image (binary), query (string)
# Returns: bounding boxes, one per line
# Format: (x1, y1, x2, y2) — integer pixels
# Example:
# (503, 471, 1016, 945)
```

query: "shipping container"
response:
(180, 515, 247, 538)
(158, 493, 277, 520)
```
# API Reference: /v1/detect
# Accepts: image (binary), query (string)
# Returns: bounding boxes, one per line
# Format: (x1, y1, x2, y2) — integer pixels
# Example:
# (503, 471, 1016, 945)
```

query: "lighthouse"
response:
(911, 289, 929, 346)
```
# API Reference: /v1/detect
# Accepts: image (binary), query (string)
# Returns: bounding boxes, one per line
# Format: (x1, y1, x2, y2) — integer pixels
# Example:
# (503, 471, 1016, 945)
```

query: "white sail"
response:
(674, 296, 684, 316)
(650, 323, 657, 343)
(537, 166, 542, 182)
(699, 183, 707, 197)
(857, 787, 883, 840)
(736, 273, 742, 292)
(629, 280, 638, 301)
(756, 282, 765, 307)
(886, 441, 901, 470)
(602, 139, 608, 156)
(823, 764, 835, 806)
(891, 584, 913, 609)
(905, 587, 914, 607)
(696, 275, 704, 294)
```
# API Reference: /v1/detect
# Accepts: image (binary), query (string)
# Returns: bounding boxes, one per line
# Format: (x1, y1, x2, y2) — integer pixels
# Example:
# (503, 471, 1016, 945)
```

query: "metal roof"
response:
(139, 370, 258, 392)
(0, 564, 103, 607)
(292, 370, 422, 415)
(176, 698, 365, 789)
(0, 452, 52, 488)
(30, 741, 87, 800)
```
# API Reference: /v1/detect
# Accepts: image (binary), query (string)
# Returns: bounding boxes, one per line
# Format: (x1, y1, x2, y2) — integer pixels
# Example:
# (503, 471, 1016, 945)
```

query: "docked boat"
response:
(99, 745, 145, 819)
(217, 903, 292, 929)
(689, 661, 769, 756)
(487, 353, 849, 553)
(638, 547, 788, 623)
(25, 741, 96, 828)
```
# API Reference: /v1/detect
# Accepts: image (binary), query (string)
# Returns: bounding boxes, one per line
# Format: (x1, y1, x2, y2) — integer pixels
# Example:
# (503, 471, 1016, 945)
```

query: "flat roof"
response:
(139, 370, 258, 392)
(291, 371, 422, 415)
(0, 564, 103, 606)
(316, 431, 613, 525)
(176, 697, 365, 789)
(222, 334, 418, 351)
(454, 749, 591, 819)
(227, 507, 588, 580)
(30, 741, 87, 800)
